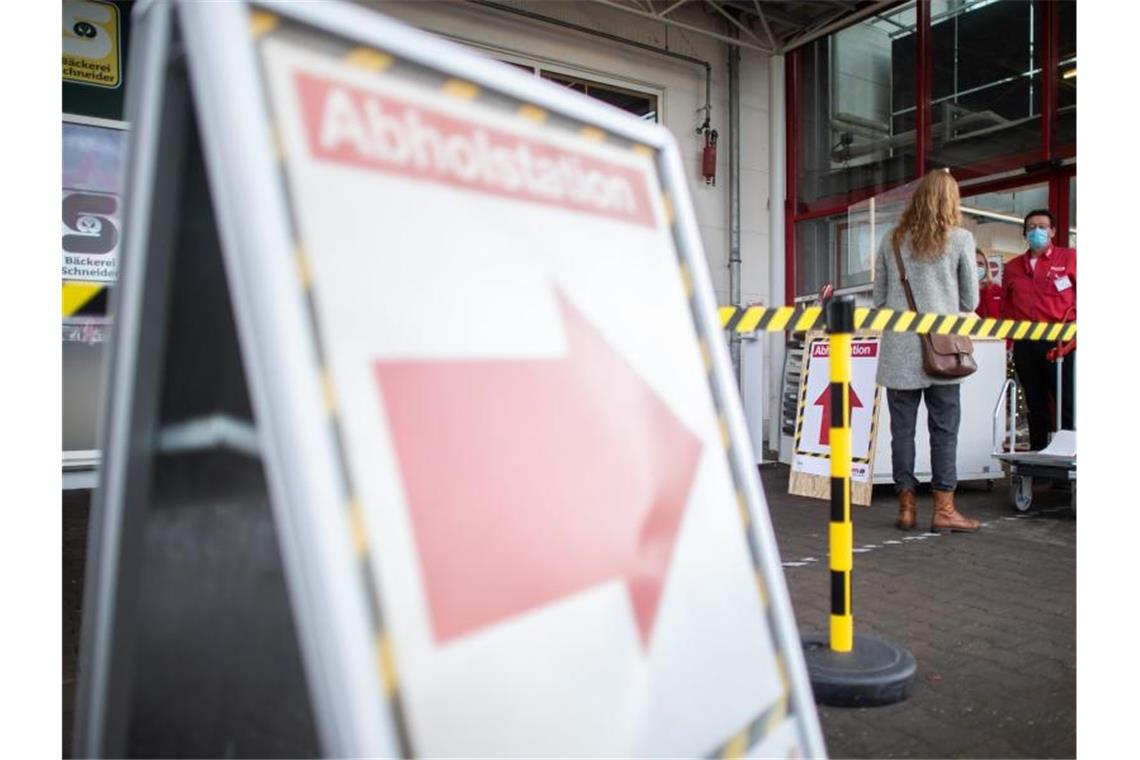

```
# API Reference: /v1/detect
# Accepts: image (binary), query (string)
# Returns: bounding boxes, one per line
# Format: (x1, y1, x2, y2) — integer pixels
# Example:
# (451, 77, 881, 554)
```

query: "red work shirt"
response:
(1001, 245, 1076, 323)
(976, 283, 1003, 319)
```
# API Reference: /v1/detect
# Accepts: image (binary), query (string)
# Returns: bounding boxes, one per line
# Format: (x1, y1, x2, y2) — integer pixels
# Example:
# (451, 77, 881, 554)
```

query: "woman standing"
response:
(873, 170, 981, 533)
(975, 248, 1003, 319)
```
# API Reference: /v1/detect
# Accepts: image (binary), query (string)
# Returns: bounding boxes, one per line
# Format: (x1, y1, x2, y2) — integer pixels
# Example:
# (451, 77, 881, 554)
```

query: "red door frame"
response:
(915, 0, 931, 176)
(1054, 164, 1076, 248)
(1041, 0, 1060, 163)
(784, 0, 1077, 299)
(784, 51, 798, 306)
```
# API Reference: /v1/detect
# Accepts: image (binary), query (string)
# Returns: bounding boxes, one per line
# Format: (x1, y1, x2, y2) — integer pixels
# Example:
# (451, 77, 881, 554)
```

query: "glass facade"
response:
(844, 179, 920, 290)
(926, 0, 1042, 176)
(960, 182, 1049, 273)
(796, 2, 917, 210)
(788, 0, 1076, 298)
(795, 213, 847, 297)
(1055, 0, 1076, 150)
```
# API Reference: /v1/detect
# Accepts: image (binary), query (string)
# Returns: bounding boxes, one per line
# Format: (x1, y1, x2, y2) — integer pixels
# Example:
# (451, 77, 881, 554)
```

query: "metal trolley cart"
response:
(992, 328, 1076, 512)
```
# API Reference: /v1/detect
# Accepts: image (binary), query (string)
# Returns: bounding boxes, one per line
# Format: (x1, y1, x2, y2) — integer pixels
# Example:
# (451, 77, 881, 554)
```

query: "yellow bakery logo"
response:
(63, 0, 121, 88)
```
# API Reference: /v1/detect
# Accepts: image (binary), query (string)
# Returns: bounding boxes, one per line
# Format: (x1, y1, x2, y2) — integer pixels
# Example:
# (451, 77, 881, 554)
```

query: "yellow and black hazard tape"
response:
(63, 282, 108, 318)
(718, 304, 1076, 342)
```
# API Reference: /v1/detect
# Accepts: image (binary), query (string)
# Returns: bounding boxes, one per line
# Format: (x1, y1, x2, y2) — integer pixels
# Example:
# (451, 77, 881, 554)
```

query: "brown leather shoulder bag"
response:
(892, 239, 977, 379)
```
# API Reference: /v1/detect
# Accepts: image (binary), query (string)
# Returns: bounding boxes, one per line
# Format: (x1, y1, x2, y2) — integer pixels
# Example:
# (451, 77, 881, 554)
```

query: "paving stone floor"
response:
(62, 464, 1075, 759)
(760, 464, 1076, 759)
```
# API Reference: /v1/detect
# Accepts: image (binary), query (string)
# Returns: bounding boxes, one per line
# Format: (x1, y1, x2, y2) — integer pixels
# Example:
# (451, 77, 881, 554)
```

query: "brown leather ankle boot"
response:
(896, 490, 916, 531)
(931, 490, 980, 533)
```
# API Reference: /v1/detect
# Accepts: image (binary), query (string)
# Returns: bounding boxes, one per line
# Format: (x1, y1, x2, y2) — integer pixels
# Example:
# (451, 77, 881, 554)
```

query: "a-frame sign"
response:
(73, 1, 825, 757)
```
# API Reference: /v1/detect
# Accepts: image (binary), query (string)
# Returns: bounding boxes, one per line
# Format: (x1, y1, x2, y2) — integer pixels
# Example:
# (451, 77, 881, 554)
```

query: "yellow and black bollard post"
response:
(800, 295, 916, 707)
(828, 300, 854, 653)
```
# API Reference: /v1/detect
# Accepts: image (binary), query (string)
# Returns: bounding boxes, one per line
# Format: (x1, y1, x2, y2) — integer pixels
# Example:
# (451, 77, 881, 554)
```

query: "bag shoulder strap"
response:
(892, 237, 920, 313)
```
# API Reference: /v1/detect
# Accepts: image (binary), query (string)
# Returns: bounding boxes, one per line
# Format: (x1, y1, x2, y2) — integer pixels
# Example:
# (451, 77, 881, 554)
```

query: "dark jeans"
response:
(887, 384, 961, 493)
(1013, 341, 1076, 450)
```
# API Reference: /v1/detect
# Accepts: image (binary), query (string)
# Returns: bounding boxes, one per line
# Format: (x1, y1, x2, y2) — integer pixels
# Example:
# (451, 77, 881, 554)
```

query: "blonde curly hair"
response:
(891, 169, 962, 261)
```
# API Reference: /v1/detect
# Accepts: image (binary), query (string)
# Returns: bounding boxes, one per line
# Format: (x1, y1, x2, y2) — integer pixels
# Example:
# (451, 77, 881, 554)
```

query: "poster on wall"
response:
(988, 255, 1004, 284)
(788, 332, 883, 506)
(63, 0, 122, 87)
(63, 0, 132, 120)
(62, 121, 126, 286)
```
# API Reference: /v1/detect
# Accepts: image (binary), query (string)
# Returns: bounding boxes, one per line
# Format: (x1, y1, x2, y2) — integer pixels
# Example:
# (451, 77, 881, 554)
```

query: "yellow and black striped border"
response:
(719, 304, 1076, 343)
(249, 8, 415, 754)
(663, 212, 797, 754)
(791, 345, 813, 459)
(792, 334, 880, 463)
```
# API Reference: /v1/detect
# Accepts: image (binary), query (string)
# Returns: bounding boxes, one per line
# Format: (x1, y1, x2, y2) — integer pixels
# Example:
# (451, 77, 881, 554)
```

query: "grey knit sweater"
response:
(872, 227, 980, 389)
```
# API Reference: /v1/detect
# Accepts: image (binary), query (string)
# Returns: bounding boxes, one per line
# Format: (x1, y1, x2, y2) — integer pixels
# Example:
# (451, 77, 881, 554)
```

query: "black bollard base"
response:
(801, 632, 916, 707)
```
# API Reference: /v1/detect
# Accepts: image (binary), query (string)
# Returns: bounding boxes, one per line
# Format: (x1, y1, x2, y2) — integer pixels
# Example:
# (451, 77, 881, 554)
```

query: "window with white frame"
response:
(495, 57, 659, 122)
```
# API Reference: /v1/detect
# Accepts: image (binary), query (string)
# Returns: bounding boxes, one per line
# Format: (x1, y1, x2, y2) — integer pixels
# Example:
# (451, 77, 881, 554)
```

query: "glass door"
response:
(960, 181, 1049, 283)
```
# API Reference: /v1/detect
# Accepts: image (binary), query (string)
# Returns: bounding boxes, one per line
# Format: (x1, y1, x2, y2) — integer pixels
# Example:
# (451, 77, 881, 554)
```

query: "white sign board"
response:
(988, 255, 1004, 284)
(257, 20, 818, 758)
(62, 122, 125, 283)
(791, 334, 882, 501)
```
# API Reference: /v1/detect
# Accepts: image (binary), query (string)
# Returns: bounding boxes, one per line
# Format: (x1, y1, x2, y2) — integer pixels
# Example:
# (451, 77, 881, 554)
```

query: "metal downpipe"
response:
(729, 41, 741, 383)
(768, 53, 785, 456)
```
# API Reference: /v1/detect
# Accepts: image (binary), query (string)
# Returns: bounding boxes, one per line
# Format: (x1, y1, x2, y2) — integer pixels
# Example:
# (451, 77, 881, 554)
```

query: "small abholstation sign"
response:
(789, 333, 884, 506)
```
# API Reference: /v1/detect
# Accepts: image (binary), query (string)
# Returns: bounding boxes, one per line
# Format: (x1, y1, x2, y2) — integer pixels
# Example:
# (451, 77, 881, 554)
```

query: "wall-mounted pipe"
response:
(728, 40, 741, 382)
(768, 53, 786, 456)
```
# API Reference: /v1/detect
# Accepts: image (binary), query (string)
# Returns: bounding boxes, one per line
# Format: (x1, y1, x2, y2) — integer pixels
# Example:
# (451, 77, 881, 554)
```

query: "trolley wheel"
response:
(1010, 475, 1033, 512)
(986, 479, 996, 491)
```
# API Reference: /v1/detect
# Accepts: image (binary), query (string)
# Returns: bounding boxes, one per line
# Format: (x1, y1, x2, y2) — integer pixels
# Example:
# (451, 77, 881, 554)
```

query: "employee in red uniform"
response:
(1002, 209, 1076, 450)
(975, 248, 1003, 319)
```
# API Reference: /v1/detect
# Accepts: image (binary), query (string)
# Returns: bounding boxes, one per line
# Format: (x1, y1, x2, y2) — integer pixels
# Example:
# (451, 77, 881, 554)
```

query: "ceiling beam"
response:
(751, 0, 778, 51)
(605, 0, 659, 15)
(804, 6, 855, 33)
(588, 0, 775, 53)
(659, 0, 690, 18)
(746, 6, 824, 32)
(782, 0, 900, 52)
(703, 0, 767, 47)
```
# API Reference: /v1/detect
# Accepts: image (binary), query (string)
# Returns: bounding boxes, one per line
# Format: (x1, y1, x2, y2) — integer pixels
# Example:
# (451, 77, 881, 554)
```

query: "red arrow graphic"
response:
(374, 293, 702, 648)
(812, 384, 863, 446)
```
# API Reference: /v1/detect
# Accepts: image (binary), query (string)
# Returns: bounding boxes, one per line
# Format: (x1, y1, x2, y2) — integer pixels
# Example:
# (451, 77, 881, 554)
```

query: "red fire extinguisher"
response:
(702, 129, 718, 186)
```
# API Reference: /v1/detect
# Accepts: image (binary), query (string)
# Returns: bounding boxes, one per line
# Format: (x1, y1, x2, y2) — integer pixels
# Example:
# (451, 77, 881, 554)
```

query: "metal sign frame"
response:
(75, 1, 826, 756)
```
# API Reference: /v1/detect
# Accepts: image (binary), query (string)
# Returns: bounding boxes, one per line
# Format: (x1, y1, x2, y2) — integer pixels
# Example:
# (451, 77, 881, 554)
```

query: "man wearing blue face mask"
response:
(1002, 209, 1076, 450)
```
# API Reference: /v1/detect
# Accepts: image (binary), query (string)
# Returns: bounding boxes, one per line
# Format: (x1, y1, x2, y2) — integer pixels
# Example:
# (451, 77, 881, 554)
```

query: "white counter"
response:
(871, 338, 1007, 485)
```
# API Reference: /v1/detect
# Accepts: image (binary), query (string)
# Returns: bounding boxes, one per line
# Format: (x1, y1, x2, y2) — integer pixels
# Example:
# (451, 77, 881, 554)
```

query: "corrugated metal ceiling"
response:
(587, 0, 885, 53)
